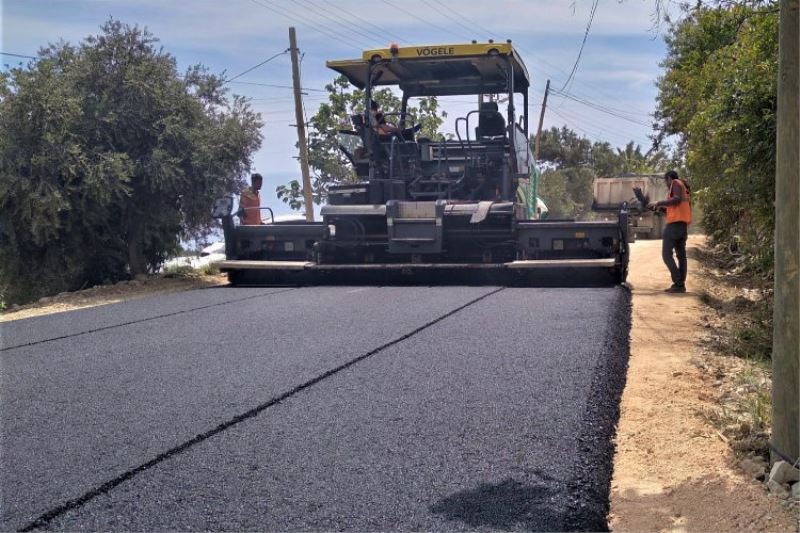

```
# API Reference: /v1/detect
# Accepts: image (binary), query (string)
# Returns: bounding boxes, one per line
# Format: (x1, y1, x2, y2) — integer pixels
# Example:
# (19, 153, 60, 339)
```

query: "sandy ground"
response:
(0, 274, 227, 323)
(609, 236, 798, 532)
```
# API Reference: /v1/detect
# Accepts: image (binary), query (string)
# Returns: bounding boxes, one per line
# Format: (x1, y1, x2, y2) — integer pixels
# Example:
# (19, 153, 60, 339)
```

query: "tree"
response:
(655, 3, 779, 273)
(538, 126, 593, 169)
(539, 167, 596, 218)
(276, 75, 445, 209)
(535, 126, 670, 218)
(0, 20, 262, 304)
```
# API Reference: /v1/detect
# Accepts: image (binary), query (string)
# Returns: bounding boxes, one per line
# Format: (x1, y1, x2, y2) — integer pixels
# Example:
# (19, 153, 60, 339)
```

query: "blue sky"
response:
(2, 0, 674, 216)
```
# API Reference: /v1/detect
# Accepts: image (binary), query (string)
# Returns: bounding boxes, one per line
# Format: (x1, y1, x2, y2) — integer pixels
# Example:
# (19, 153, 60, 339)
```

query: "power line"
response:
(556, 88, 652, 118)
(557, 0, 599, 94)
(549, 106, 651, 147)
(553, 89, 653, 120)
(322, 1, 410, 45)
(553, 85, 653, 116)
(429, 0, 497, 40)
(0, 52, 37, 60)
(248, 95, 328, 102)
(293, 0, 399, 46)
(548, 107, 628, 145)
(228, 80, 328, 92)
(422, 0, 479, 40)
(551, 90, 652, 127)
(224, 49, 289, 84)
(379, 0, 467, 42)
(551, 106, 637, 140)
(249, 0, 363, 52)
(400, 10, 623, 114)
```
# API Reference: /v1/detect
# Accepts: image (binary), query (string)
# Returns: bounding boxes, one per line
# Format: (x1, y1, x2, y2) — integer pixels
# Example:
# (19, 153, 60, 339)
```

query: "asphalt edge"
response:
(563, 285, 632, 531)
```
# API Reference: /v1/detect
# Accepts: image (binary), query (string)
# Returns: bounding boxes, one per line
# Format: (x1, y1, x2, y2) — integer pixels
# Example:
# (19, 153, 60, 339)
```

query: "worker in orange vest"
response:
(240, 173, 263, 225)
(649, 170, 692, 293)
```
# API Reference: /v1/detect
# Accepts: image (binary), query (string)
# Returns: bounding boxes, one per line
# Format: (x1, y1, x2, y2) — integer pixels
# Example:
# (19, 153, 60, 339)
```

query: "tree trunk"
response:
(127, 212, 147, 277)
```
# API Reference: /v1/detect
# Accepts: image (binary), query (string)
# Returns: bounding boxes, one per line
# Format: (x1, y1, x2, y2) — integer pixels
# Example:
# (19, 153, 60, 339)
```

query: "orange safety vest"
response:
(240, 188, 262, 225)
(665, 179, 692, 224)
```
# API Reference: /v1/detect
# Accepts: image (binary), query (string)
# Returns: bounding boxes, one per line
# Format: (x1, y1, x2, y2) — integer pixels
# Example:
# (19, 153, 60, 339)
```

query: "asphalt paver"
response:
(1, 285, 499, 530)
(20, 286, 630, 532)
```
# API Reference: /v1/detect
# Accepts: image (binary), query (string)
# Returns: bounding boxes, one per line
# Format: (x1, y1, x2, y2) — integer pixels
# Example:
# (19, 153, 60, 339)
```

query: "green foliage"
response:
(655, 3, 779, 274)
(536, 126, 671, 218)
(276, 179, 304, 210)
(162, 264, 198, 279)
(198, 263, 220, 276)
(539, 168, 591, 218)
(0, 20, 262, 304)
(276, 75, 445, 209)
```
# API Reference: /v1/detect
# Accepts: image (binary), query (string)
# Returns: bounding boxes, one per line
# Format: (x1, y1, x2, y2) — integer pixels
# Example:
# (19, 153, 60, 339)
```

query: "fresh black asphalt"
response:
(1, 285, 630, 531)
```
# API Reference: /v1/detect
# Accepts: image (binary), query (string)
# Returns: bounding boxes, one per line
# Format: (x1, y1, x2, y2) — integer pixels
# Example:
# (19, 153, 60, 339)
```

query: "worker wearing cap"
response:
(240, 173, 263, 225)
(649, 170, 692, 293)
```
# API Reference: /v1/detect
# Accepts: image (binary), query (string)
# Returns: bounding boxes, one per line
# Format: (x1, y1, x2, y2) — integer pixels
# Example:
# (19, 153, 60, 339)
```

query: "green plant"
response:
(0, 19, 262, 305)
(198, 263, 220, 276)
(162, 264, 198, 279)
(656, 4, 779, 276)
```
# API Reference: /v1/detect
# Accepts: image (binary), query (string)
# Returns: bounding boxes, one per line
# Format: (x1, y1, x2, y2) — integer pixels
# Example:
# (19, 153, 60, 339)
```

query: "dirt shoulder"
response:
(0, 274, 227, 323)
(609, 236, 797, 532)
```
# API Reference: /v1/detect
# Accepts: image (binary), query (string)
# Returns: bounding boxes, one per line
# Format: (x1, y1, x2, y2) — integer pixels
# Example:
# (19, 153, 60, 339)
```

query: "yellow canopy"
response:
(326, 42, 531, 97)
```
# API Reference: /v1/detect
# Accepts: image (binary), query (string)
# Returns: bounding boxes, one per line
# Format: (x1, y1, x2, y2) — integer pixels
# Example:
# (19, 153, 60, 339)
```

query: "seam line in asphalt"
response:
(17, 287, 504, 532)
(1, 288, 299, 352)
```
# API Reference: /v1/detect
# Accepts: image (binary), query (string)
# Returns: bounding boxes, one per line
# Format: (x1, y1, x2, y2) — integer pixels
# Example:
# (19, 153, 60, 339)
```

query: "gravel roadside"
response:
(609, 236, 797, 532)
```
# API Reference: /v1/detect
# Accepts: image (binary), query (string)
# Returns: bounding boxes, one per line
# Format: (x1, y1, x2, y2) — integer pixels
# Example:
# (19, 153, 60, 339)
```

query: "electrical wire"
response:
(324, 1, 410, 44)
(379, 0, 467, 42)
(557, 0, 599, 94)
(248, 95, 328, 102)
(548, 107, 610, 143)
(552, 106, 638, 140)
(224, 49, 289, 84)
(422, 0, 479, 40)
(548, 106, 651, 148)
(0, 52, 37, 59)
(553, 89, 652, 119)
(249, 0, 363, 52)
(551, 90, 652, 127)
(292, 0, 399, 46)
(429, 0, 497, 40)
(227, 80, 328, 92)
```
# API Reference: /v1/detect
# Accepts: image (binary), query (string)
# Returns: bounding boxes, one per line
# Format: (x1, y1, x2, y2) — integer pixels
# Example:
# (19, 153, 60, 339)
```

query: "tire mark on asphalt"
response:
(17, 287, 505, 532)
(1, 288, 298, 353)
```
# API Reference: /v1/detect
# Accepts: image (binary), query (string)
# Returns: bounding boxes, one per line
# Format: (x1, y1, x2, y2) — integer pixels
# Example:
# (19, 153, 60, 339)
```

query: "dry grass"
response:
(692, 245, 775, 460)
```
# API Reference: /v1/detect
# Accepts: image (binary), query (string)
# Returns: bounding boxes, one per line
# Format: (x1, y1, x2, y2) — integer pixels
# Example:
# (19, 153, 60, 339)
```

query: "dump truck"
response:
(212, 42, 630, 286)
(593, 174, 668, 240)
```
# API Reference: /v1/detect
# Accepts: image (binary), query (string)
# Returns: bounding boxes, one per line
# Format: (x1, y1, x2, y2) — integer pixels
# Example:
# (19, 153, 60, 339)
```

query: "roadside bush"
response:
(656, 4, 778, 277)
(0, 20, 262, 305)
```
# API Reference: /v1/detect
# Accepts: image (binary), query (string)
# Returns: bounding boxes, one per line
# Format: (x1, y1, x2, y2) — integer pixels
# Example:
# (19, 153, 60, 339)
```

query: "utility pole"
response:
(289, 27, 314, 222)
(771, 0, 798, 466)
(534, 79, 550, 162)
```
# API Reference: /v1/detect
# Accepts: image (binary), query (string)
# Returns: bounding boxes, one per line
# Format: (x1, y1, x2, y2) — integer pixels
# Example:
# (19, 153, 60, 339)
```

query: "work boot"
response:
(664, 284, 686, 293)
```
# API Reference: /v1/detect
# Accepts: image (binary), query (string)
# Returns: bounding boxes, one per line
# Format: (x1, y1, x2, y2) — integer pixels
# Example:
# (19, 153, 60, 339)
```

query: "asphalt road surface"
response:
(1, 285, 630, 531)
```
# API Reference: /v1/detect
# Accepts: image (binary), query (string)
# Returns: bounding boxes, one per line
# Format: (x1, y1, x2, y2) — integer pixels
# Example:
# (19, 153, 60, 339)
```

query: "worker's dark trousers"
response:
(662, 221, 688, 286)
